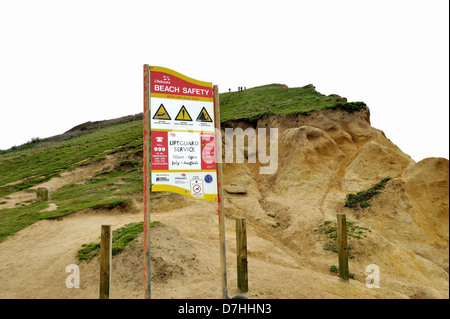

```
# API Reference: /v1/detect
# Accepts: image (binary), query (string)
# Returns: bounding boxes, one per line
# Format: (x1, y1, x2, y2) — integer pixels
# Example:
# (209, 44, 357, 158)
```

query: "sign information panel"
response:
(149, 66, 217, 201)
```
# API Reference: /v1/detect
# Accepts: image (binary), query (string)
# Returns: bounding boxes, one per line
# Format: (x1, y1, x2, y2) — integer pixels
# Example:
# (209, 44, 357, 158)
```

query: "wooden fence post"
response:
(214, 85, 228, 299)
(337, 214, 349, 281)
(235, 218, 248, 292)
(99, 225, 112, 299)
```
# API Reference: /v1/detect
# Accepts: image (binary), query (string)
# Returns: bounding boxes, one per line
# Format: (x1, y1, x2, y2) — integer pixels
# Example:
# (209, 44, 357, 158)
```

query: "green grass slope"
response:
(0, 121, 144, 242)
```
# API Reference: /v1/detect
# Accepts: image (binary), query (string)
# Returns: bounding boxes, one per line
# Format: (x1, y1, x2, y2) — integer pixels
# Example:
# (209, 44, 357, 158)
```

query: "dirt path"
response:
(0, 209, 141, 298)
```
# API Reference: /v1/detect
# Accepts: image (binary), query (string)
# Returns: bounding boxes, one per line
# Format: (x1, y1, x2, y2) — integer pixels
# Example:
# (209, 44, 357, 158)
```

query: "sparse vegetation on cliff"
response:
(314, 220, 371, 256)
(344, 177, 392, 209)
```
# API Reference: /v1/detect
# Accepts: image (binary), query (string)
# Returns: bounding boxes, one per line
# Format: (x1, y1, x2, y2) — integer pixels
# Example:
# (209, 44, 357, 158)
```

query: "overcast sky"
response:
(0, 0, 448, 162)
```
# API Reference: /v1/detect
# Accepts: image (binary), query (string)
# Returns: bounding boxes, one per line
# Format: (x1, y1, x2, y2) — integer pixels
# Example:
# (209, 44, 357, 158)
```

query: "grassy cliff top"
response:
(219, 83, 349, 121)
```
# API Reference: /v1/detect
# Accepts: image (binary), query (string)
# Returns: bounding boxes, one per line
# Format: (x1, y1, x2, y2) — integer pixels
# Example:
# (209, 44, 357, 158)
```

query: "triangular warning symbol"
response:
(196, 107, 213, 122)
(175, 106, 192, 121)
(152, 104, 171, 120)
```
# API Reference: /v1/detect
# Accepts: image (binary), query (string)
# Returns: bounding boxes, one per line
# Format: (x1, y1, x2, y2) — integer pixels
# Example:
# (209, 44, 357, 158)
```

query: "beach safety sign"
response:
(149, 66, 217, 201)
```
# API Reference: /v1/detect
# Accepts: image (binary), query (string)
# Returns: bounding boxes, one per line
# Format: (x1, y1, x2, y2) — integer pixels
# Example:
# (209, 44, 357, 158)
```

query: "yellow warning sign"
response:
(175, 106, 192, 121)
(153, 104, 171, 120)
(196, 107, 213, 122)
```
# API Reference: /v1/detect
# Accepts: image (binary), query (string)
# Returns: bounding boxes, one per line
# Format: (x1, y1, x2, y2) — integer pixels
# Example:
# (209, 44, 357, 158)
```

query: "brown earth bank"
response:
(0, 107, 448, 299)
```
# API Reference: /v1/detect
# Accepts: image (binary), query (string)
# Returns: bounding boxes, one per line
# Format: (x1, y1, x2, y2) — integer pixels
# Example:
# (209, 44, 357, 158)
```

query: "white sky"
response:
(0, 0, 448, 162)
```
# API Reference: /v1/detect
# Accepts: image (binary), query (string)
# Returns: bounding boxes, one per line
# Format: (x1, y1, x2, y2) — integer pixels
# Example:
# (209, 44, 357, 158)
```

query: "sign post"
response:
(213, 85, 228, 299)
(144, 65, 227, 298)
(143, 64, 151, 299)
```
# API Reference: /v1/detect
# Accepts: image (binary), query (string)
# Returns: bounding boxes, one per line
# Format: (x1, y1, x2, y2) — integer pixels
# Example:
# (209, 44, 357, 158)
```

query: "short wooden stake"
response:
(337, 214, 349, 281)
(235, 218, 248, 292)
(36, 187, 50, 201)
(99, 225, 112, 299)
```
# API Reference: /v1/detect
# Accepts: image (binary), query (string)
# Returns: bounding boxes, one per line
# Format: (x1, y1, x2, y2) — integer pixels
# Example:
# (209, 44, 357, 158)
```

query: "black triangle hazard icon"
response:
(196, 107, 213, 122)
(175, 106, 192, 121)
(152, 104, 171, 120)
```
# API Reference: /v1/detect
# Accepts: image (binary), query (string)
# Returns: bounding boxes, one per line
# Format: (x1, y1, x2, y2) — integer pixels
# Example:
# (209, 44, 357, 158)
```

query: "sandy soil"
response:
(0, 109, 448, 299)
(0, 197, 407, 299)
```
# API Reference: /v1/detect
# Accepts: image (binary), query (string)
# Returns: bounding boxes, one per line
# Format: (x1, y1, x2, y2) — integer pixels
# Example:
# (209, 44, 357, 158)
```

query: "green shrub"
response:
(344, 177, 392, 208)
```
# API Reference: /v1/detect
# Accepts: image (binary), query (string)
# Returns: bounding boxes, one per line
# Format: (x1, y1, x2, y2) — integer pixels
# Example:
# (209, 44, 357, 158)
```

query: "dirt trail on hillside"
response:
(0, 209, 141, 298)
